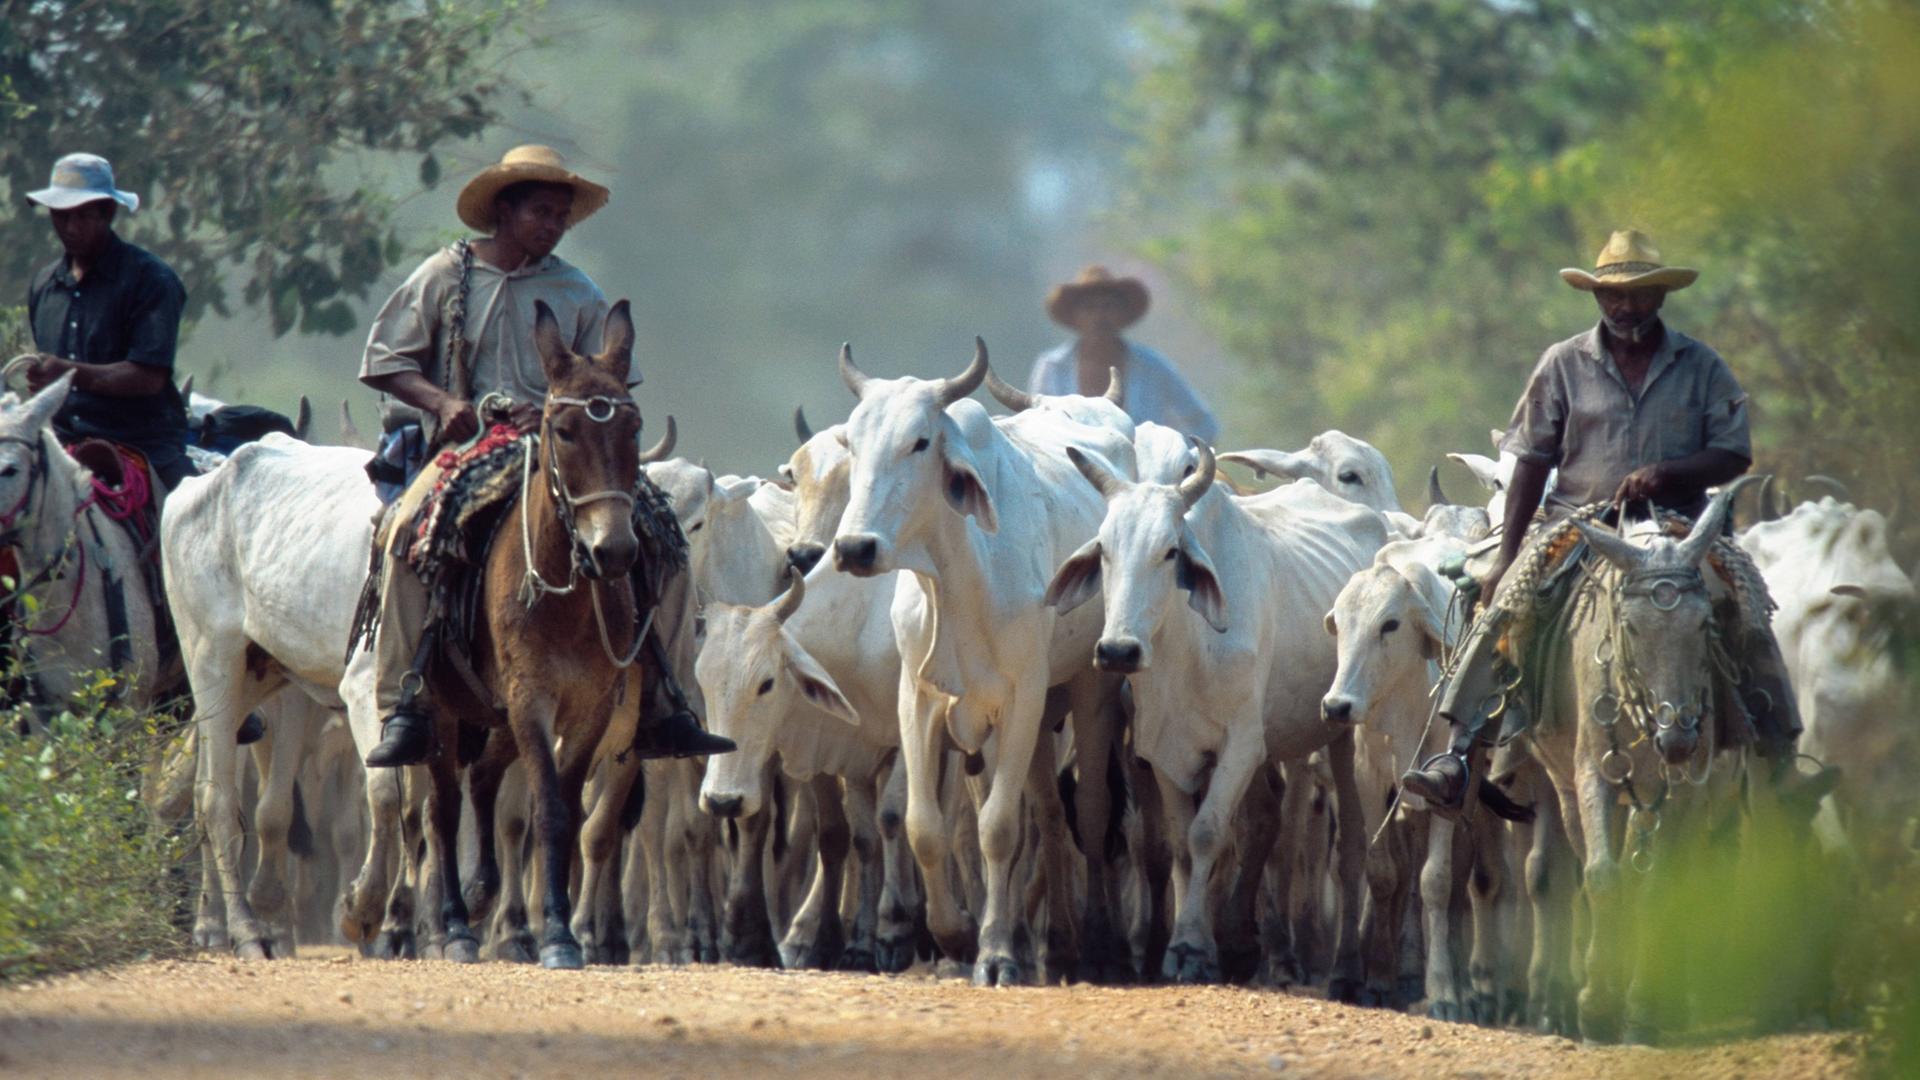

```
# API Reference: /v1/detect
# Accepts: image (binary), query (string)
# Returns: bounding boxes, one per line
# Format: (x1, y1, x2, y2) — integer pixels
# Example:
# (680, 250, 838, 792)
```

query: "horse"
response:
(413, 298, 659, 970)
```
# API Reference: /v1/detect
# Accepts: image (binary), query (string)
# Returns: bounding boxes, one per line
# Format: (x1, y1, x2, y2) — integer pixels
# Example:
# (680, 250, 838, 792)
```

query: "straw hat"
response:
(26, 153, 140, 213)
(455, 145, 610, 232)
(1046, 265, 1150, 328)
(1560, 229, 1697, 292)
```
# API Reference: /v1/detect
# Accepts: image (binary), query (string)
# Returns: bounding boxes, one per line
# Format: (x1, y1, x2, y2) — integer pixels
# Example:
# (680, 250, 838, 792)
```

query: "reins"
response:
(516, 391, 647, 668)
(0, 431, 95, 640)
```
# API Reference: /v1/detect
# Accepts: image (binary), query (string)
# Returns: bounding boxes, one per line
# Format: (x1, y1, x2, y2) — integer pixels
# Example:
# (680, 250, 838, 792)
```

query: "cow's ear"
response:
(1176, 524, 1229, 632)
(941, 437, 997, 533)
(1045, 537, 1102, 615)
(784, 639, 860, 727)
(1398, 561, 1449, 661)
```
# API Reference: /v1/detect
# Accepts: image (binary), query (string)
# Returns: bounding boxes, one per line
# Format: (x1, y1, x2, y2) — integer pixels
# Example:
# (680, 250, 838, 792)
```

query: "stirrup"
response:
(1401, 751, 1470, 814)
(365, 708, 433, 768)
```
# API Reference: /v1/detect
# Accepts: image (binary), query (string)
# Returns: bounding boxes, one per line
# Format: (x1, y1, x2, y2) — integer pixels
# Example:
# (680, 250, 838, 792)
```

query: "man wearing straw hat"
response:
(356, 145, 731, 767)
(18, 153, 191, 490)
(1029, 265, 1219, 442)
(1401, 229, 1817, 812)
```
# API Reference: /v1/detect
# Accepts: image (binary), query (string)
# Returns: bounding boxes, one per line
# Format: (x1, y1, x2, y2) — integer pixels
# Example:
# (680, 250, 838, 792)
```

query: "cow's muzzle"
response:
(834, 534, 882, 575)
(1093, 638, 1144, 674)
(1320, 694, 1357, 725)
(788, 542, 827, 575)
(702, 793, 745, 819)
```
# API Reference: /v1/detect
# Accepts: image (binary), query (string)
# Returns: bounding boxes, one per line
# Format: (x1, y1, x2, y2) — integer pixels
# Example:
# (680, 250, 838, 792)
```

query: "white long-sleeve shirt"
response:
(1027, 339, 1219, 443)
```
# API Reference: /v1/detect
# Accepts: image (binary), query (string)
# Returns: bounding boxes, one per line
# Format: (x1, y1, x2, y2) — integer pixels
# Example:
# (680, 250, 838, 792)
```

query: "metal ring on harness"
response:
(1600, 747, 1634, 786)
(1630, 845, 1655, 873)
(1629, 806, 1661, 837)
(548, 394, 636, 423)
(1654, 701, 1679, 731)
(1592, 692, 1621, 728)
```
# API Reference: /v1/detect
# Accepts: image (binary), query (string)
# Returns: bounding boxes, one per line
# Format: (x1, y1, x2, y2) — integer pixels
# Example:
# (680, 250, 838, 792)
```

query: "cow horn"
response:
(984, 366, 1035, 413)
(1679, 474, 1765, 567)
(338, 400, 361, 445)
(794, 406, 813, 443)
(1427, 466, 1451, 507)
(1103, 366, 1124, 405)
(936, 337, 989, 407)
(179, 373, 195, 400)
(1179, 439, 1216, 511)
(1805, 474, 1850, 500)
(639, 415, 677, 463)
(1066, 446, 1128, 501)
(772, 564, 806, 622)
(1757, 474, 1780, 522)
(838, 343, 870, 399)
(294, 395, 312, 439)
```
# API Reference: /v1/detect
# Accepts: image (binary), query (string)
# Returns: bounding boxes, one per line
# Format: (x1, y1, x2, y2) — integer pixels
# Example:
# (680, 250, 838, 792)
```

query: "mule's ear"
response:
(942, 438, 997, 533)
(1046, 537, 1102, 615)
(597, 300, 635, 386)
(784, 642, 860, 727)
(16, 372, 74, 435)
(1176, 523, 1229, 632)
(533, 300, 573, 384)
(1570, 518, 1643, 571)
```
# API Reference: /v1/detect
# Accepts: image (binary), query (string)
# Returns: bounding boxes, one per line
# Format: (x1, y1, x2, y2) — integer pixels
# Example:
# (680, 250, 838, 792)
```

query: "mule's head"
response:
(694, 569, 858, 818)
(0, 375, 71, 540)
(1573, 479, 1758, 766)
(535, 299, 641, 580)
(832, 339, 993, 577)
(1047, 438, 1226, 674)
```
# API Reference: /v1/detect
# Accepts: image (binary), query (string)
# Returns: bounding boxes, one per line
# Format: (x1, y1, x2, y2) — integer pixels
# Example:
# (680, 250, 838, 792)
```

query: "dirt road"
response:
(0, 949, 1859, 1079)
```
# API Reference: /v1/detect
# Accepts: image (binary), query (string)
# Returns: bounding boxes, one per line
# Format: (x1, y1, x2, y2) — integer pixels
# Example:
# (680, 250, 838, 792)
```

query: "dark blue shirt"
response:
(28, 234, 189, 455)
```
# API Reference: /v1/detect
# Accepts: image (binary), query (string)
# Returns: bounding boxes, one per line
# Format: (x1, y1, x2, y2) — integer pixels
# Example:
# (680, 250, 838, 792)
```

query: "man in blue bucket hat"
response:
(19, 153, 191, 490)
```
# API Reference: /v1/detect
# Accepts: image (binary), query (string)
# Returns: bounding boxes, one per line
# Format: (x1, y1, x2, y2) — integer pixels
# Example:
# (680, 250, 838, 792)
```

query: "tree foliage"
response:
(0, 0, 533, 335)
(1127, 0, 1920, 537)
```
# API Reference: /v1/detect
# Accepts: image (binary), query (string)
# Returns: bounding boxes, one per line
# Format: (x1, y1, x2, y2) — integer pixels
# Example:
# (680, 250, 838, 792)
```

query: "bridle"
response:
(518, 391, 648, 668)
(0, 431, 89, 640)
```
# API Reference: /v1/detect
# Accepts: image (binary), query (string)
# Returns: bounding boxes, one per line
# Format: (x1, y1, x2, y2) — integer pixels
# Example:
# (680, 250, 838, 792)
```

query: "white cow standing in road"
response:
(830, 340, 1135, 986)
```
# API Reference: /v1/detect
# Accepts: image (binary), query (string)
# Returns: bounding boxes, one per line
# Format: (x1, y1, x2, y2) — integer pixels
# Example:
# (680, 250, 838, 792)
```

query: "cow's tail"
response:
(287, 781, 316, 859)
(1478, 777, 1536, 824)
(620, 767, 648, 832)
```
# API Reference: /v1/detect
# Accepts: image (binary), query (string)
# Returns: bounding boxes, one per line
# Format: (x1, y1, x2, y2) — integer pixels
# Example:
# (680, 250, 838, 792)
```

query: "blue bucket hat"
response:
(26, 153, 140, 213)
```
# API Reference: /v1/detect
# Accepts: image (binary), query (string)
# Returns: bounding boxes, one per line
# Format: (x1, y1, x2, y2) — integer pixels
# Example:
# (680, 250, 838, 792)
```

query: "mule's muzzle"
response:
(1094, 638, 1144, 674)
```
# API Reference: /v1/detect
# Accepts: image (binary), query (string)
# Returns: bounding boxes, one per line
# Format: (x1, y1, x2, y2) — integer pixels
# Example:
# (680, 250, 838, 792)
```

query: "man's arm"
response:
(1613, 448, 1749, 505)
(23, 355, 170, 397)
(1480, 457, 1552, 603)
(363, 370, 478, 444)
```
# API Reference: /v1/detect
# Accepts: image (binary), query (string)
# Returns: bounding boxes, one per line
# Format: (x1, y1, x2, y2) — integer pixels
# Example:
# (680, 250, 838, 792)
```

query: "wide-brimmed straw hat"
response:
(26, 153, 140, 213)
(1560, 229, 1698, 292)
(1046, 265, 1150, 328)
(455, 145, 610, 232)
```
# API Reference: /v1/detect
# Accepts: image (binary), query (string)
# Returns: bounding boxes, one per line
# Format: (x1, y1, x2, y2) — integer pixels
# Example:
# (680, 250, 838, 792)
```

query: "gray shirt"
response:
(359, 244, 610, 436)
(1501, 321, 1751, 517)
(1028, 339, 1219, 442)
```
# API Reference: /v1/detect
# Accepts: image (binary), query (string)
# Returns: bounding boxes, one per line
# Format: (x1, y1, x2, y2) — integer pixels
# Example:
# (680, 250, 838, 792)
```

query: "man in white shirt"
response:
(1026, 265, 1219, 442)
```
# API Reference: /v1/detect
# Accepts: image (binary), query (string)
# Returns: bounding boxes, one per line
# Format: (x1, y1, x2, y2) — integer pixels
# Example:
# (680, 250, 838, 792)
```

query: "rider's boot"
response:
(365, 634, 437, 768)
(1401, 613, 1511, 814)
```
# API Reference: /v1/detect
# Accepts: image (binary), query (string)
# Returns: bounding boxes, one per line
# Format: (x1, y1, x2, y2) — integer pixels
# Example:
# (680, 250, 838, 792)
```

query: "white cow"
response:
(1219, 430, 1422, 537)
(831, 340, 1134, 985)
(1047, 440, 1390, 988)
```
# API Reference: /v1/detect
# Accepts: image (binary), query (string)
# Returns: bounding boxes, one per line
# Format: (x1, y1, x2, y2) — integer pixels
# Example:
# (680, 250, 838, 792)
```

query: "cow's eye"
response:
(1338, 470, 1361, 485)
(756, 678, 775, 696)
(912, 437, 930, 453)
(1165, 548, 1178, 561)
(1381, 618, 1400, 635)
(0, 465, 14, 479)
(687, 520, 704, 534)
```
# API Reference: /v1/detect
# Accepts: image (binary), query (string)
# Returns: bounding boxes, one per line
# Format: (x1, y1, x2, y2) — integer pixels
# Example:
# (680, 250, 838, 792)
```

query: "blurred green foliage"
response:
(1126, 0, 1920, 539)
(0, 0, 535, 336)
(0, 672, 188, 983)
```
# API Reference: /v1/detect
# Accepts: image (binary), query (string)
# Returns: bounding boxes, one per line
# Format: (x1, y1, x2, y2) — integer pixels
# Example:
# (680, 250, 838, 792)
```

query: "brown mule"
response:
(417, 298, 652, 969)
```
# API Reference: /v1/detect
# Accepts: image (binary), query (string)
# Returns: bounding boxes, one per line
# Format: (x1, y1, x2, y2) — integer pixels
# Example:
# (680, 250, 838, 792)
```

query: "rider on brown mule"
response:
(1401, 229, 1827, 813)
(354, 144, 731, 768)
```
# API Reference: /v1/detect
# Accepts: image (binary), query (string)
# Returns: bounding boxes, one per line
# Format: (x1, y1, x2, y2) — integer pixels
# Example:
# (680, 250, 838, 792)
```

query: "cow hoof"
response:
(838, 946, 878, 973)
(1217, 943, 1261, 985)
(875, 935, 916, 974)
(1358, 983, 1393, 1009)
(934, 959, 973, 980)
(1469, 991, 1499, 1026)
(540, 943, 585, 970)
(1428, 999, 1465, 1023)
(444, 935, 481, 965)
(604, 940, 631, 966)
(491, 933, 537, 965)
(1395, 975, 1425, 1010)
(372, 927, 416, 961)
(193, 926, 230, 952)
(723, 938, 779, 969)
(972, 954, 1025, 987)
(1163, 943, 1220, 985)
(234, 937, 272, 961)
(1327, 976, 1364, 1004)
(1077, 953, 1135, 986)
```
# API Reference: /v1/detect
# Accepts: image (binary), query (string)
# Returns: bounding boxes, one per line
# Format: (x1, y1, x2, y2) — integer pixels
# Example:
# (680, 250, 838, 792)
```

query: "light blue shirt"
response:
(1028, 340, 1219, 443)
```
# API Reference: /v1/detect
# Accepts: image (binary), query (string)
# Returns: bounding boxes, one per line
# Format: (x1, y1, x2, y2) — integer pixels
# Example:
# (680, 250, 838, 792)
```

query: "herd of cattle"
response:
(2, 345, 1914, 1040)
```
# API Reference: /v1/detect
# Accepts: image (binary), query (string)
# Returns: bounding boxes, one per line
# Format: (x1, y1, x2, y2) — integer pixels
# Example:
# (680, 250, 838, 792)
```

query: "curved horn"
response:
(1066, 446, 1128, 501)
(179, 373, 195, 401)
(1679, 474, 1766, 567)
(984, 366, 1035, 413)
(935, 337, 989, 407)
(1427, 466, 1451, 507)
(772, 564, 807, 623)
(1804, 474, 1850, 500)
(1103, 366, 1124, 405)
(1757, 474, 1780, 522)
(794, 406, 813, 443)
(639, 415, 678, 463)
(838, 343, 870, 400)
(338, 400, 361, 444)
(1217, 448, 1304, 482)
(294, 395, 312, 439)
(1179, 439, 1216, 511)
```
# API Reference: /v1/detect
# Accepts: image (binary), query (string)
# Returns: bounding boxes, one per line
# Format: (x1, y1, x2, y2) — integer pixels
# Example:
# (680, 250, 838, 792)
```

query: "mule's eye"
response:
(756, 678, 775, 696)
(912, 437, 930, 453)
(1380, 618, 1400, 635)
(1338, 470, 1362, 485)
(0, 465, 14, 479)
(1165, 548, 1178, 561)
(554, 426, 576, 444)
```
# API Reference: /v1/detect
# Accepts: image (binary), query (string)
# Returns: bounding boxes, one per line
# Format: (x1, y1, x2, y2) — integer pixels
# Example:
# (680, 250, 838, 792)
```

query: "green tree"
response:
(0, 0, 534, 335)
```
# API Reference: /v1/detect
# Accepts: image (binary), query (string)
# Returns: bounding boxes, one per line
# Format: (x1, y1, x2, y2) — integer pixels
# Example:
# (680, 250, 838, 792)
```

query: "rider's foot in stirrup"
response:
(364, 710, 433, 768)
(1401, 752, 1469, 812)
(632, 708, 735, 760)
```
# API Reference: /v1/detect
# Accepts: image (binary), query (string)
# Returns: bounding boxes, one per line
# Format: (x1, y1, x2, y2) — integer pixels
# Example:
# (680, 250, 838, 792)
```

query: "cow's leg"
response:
(246, 696, 318, 957)
(623, 822, 649, 961)
(1131, 751, 1172, 982)
(1394, 813, 1430, 1009)
(1162, 723, 1264, 984)
(673, 760, 723, 963)
(720, 791, 779, 969)
(573, 752, 642, 965)
(1422, 812, 1469, 1020)
(972, 681, 1048, 988)
(781, 774, 851, 969)
(1467, 803, 1514, 1025)
(1066, 674, 1128, 983)
(485, 761, 536, 963)
(335, 649, 401, 952)
(1325, 730, 1369, 1003)
(875, 752, 923, 972)
(188, 649, 278, 959)
(638, 761, 683, 964)
(1219, 763, 1282, 984)
(901, 683, 975, 965)
(1573, 761, 1625, 1043)
(1527, 786, 1577, 1035)
(839, 768, 884, 971)
(1024, 728, 1078, 983)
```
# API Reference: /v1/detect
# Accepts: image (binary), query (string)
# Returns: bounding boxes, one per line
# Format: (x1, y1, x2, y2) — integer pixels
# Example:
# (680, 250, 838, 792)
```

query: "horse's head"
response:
(534, 299, 641, 580)
(1572, 478, 1759, 767)
(0, 374, 72, 542)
